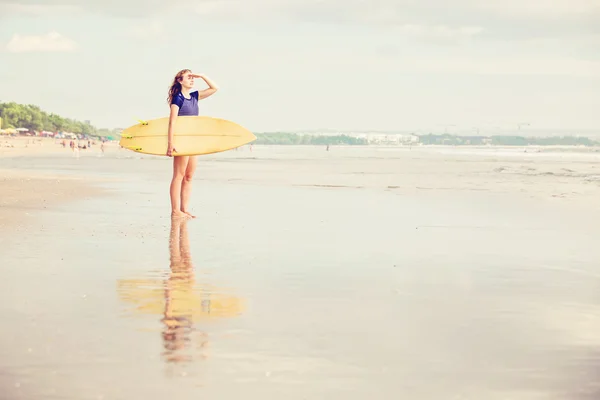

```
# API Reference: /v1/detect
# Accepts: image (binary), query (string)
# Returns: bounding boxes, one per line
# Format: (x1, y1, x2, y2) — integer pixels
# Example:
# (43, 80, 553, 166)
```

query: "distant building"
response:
(351, 133, 419, 145)
(288, 130, 420, 145)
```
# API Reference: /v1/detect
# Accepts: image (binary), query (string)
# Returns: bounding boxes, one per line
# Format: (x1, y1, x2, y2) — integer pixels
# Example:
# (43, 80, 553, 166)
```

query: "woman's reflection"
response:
(116, 216, 244, 369)
(161, 217, 208, 363)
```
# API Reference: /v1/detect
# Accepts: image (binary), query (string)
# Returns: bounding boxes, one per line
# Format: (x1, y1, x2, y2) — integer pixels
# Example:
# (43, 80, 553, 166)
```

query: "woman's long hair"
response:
(167, 69, 191, 105)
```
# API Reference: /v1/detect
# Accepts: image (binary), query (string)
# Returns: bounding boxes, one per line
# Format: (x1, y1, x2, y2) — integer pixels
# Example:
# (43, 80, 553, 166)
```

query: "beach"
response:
(1, 141, 600, 399)
(0, 137, 116, 228)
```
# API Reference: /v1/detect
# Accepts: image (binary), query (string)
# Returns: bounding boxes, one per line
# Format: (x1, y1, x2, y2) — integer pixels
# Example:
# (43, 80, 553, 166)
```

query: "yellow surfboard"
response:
(119, 116, 256, 156)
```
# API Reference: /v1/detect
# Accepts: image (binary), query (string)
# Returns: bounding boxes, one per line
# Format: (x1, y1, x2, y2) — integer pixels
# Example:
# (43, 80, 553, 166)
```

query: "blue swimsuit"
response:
(171, 91, 199, 116)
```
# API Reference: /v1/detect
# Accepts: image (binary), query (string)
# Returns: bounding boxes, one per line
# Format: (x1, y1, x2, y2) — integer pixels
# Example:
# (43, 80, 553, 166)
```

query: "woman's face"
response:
(179, 71, 194, 89)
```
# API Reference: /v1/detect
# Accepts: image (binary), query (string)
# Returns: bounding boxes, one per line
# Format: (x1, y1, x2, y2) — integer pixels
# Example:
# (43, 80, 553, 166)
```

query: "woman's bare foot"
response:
(182, 210, 196, 218)
(171, 210, 189, 219)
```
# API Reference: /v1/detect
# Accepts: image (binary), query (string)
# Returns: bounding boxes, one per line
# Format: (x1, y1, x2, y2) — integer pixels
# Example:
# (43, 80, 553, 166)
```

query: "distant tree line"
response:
(255, 132, 599, 146)
(418, 133, 599, 146)
(254, 132, 368, 145)
(0, 102, 96, 135)
(2, 102, 597, 146)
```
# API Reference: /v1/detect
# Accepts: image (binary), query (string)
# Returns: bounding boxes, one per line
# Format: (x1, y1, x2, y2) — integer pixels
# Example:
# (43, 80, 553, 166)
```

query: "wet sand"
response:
(0, 137, 119, 228)
(1, 145, 600, 399)
(0, 170, 103, 228)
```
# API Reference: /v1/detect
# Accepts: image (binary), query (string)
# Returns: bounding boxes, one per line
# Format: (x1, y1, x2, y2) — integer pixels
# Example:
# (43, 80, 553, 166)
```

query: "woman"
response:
(166, 69, 219, 218)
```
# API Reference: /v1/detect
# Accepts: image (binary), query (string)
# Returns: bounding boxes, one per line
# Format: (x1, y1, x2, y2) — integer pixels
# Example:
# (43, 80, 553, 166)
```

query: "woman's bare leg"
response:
(170, 155, 190, 218)
(181, 156, 197, 218)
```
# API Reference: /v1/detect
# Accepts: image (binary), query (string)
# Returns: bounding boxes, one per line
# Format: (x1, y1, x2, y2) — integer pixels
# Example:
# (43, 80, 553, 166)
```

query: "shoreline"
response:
(2, 136, 600, 157)
(1, 138, 599, 231)
(0, 136, 121, 158)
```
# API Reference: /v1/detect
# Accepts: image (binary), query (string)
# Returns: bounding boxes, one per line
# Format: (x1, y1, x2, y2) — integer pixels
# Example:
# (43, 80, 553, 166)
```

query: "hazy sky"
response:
(0, 0, 599, 132)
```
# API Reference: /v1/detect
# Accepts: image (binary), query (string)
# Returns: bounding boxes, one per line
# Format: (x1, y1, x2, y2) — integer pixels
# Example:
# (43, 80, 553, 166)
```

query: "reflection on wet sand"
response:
(117, 217, 244, 367)
(162, 216, 200, 363)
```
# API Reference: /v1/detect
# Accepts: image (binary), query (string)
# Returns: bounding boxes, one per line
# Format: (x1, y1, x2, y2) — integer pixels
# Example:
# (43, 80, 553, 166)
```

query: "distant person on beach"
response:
(165, 69, 219, 219)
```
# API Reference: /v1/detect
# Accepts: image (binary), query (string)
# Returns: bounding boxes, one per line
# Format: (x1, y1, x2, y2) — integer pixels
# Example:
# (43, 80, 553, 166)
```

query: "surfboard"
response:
(119, 116, 256, 156)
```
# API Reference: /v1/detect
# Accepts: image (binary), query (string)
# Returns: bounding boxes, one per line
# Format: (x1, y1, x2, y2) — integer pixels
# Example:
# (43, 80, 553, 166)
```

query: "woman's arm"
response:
(192, 73, 219, 99)
(167, 104, 179, 156)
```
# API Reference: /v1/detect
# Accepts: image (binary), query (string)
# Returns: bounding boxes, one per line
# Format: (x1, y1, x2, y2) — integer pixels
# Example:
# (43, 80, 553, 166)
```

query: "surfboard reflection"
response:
(116, 217, 244, 368)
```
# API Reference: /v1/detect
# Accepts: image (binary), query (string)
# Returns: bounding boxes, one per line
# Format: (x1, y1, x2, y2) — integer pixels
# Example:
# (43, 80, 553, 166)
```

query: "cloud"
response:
(128, 20, 164, 39)
(0, 2, 81, 16)
(5, 32, 78, 53)
(2, 0, 597, 22)
(1, 0, 598, 42)
(474, 0, 599, 18)
(0, 0, 167, 17)
(397, 24, 483, 40)
(189, 0, 600, 41)
(384, 53, 600, 78)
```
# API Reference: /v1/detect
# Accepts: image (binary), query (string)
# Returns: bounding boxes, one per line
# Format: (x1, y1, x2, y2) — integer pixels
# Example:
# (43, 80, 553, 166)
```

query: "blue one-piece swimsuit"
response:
(171, 90, 199, 116)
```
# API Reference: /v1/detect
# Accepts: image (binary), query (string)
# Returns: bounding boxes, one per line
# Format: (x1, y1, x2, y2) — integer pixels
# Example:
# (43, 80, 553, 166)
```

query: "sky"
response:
(0, 0, 599, 133)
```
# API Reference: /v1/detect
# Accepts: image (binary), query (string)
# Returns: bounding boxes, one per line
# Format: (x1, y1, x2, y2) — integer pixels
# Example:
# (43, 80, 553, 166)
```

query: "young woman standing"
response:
(166, 69, 219, 218)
